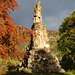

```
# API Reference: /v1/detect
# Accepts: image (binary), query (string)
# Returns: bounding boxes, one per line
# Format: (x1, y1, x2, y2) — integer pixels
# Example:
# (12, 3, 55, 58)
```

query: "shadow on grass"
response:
(6, 71, 32, 75)
(6, 71, 65, 75)
(8, 66, 15, 71)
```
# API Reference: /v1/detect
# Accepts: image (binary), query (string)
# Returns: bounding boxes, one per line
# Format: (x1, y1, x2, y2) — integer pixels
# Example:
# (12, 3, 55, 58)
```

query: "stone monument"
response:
(26, 1, 65, 73)
(32, 0, 50, 51)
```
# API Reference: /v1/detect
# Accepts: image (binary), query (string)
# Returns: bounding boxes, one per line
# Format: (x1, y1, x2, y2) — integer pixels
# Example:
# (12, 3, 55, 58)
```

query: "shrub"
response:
(0, 58, 8, 75)
(0, 58, 20, 74)
(60, 55, 75, 70)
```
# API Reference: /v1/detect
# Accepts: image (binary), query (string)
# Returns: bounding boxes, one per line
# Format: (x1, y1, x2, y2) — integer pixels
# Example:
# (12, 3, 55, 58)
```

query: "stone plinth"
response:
(31, 22, 50, 51)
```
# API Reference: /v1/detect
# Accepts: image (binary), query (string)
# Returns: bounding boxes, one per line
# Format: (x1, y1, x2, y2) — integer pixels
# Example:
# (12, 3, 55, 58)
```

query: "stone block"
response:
(28, 58, 32, 64)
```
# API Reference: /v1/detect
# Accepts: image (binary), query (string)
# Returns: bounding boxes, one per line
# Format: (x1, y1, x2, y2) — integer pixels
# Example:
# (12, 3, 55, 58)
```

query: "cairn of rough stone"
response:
(27, 0, 65, 73)
(14, 58, 28, 72)
(27, 49, 65, 73)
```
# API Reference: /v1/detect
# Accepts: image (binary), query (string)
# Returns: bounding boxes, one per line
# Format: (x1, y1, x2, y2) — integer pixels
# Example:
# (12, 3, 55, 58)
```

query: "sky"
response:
(10, 0, 75, 30)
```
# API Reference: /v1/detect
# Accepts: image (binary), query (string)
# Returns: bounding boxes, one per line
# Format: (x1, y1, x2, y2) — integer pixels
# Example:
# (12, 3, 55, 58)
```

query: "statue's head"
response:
(37, 0, 41, 5)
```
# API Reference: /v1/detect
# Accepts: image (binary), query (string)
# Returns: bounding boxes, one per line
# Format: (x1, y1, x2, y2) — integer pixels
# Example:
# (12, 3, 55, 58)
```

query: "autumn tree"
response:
(0, 0, 32, 59)
(57, 11, 75, 70)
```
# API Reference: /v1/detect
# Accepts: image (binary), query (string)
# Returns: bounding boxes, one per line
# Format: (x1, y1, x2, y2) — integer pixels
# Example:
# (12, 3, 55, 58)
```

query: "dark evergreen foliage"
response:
(58, 11, 75, 70)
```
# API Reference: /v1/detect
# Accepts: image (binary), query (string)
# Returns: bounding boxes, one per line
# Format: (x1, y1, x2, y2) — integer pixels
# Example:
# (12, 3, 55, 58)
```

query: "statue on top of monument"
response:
(34, 0, 41, 12)
(33, 0, 42, 23)
(37, 0, 41, 5)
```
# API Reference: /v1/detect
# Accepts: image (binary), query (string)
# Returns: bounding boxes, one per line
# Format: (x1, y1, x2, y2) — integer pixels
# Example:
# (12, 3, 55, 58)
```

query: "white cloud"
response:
(43, 10, 72, 30)
(43, 16, 59, 30)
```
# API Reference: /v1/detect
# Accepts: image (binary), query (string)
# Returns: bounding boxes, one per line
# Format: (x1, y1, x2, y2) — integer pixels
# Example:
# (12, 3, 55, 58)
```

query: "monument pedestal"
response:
(31, 22, 50, 51)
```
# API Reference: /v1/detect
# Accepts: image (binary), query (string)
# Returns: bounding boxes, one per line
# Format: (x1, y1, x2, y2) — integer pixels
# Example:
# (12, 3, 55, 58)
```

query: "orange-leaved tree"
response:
(0, 0, 32, 59)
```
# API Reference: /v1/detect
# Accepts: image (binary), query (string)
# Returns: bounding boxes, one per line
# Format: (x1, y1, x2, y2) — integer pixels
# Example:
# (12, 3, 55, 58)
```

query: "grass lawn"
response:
(5, 72, 64, 75)
(5, 70, 75, 75)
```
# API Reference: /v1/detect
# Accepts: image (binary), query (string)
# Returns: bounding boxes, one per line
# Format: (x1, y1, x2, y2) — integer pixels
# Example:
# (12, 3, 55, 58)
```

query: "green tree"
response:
(57, 11, 75, 70)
